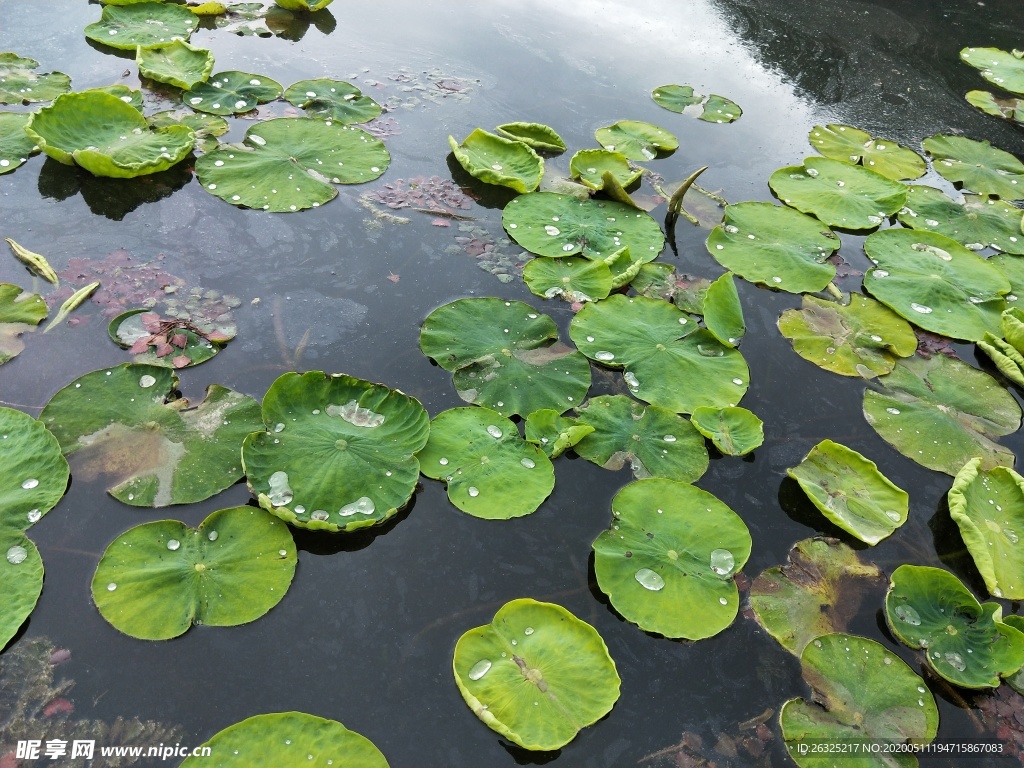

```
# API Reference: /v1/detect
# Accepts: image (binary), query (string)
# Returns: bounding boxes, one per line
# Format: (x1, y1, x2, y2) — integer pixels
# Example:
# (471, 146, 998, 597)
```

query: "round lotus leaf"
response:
(923, 134, 1024, 201)
(778, 293, 917, 378)
(706, 202, 839, 294)
(948, 458, 1024, 599)
(0, 112, 39, 174)
(780, 633, 938, 766)
(183, 70, 282, 115)
(703, 272, 744, 346)
(147, 109, 227, 153)
(0, 534, 43, 649)
(419, 298, 591, 417)
(966, 90, 1024, 125)
(699, 94, 742, 123)
(991, 253, 1024, 308)
(453, 598, 620, 751)
(808, 124, 926, 181)
(900, 185, 1024, 255)
(689, 406, 764, 456)
(523, 409, 593, 458)
(419, 408, 553, 519)
(651, 85, 742, 123)
(448, 129, 543, 193)
(284, 79, 382, 124)
(960, 47, 1024, 97)
(522, 256, 612, 303)
(242, 372, 429, 532)
(749, 538, 885, 656)
(84, 3, 198, 50)
(108, 310, 220, 368)
(0, 283, 46, 364)
(594, 120, 677, 161)
(573, 395, 708, 483)
(569, 295, 748, 413)
(136, 40, 214, 90)
(863, 229, 1008, 341)
(0, 53, 70, 105)
(768, 157, 908, 230)
(0, 407, 68, 537)
(864, 354, 1020, 475)
(25, 92, 194, 178)
(41, 364, 262, 507)
(651, 84, 705, 112)
(87, 84, 143, 111)
(92, 506, 296, 641)
(196, 118, 388, 212)
(569, 149, 642, 191)
(275, 0, 334, 10)
(885, 564, 1024, 688)
(593, 478, 750, 639)
(494, 122, 566, 153)
(788, 440, 909, 545)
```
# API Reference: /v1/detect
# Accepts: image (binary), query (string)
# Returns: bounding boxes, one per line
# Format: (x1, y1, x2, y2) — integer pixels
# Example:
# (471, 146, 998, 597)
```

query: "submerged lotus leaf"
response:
(780, 633, 938, 766)
(593, 478, 750, 639)
(569, 295, 748, 413)
(573, 395, 708, 483)
(863, 354, 1020, 475)
(419, 408, 553, 519)
(706, 202, 839, 294)
(808, 124, 926, 181)
(448, 129, 543, 193)
(966, 90, 1024, 125)
(768, 156, 908, 230)
(898, 185, 1024, 255)
(242, 372, 429, 532)
(702, 272, 744, 346)
(0, 533, 43, 649)
(960, 47, 1024, 96)
(923, 134, 1024, 201)
(196, 118, 389, 211)
(594, 120, 677, 161)
(453, 598, 620, 751)
(863, 229, 1008, 341)
(689, 406, 763, 456)
(569, 149, 642, 191)
(147, 109, 228, 153)
(284, 78, 381, 124)
(524, 409, 593, 458)
(885, 564, 1024, 688)
(419, 298, 590, 417)
(778, 293, 917, 378)
(84, 3, 198, 50)
(0, 283, 46, 364)
(40, 364, 262, 507)
(948, 458, 1024, 599)
(0, 407, 68, 537)
(522, 256, 612, 303)
(0, 53, 70, 104)
(495, 122, 566, 153)
(182, 70, 282, 115)
(136, 40, 214, 90)
(0, 112, 39, 174)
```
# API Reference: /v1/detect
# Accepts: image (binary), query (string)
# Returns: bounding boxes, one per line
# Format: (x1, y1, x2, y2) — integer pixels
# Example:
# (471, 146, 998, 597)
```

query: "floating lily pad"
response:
(183, 70, 282, 115)
(87, 84, 143, 111)
(494, 122, 565, 153)
(699, 94, 743, 124)
(705, 202, 839, 294)
(923, 134, 1024, 201)
(0, 112, 38, 175)
(136, 40, 214, 90)
(108, 309, 224, 368)
(898, 185, 1024, 255)
(453, 598, 620, 751)
(84, 3, 199, 50)
(703, 272, 744, 346)
(41, 364, 262, 507)
(0, 534, 43, 649)
(284, 78, 382, 124)
(0, 53, 70, 104)
(569, 149, 642, 191)
(522, 256, 611, 302)
(0, 283, 46, 365)
(651, 84, 705, 112)
(594, 120, 677, 161)
(593, 478, 750, 639)
(0, 407, 68, 537)
(523, 409, 593, 458)
(242, 372, 429, 532)
(960, 47, 1024, 97)
(808, 124, 926, 181)
(419, 408, 553, 519)
(449, 129, 543, 193)
(863, 354, 1020, 475)
(966, 90, 1024, 125)
(651, 85, 742, 123)
(991, 254, 1024, 308)
(274, 0, 333, 10)
(147, 109, 228, 153)
(885, 564, 1024, 688)
(689, 406, 763, 455)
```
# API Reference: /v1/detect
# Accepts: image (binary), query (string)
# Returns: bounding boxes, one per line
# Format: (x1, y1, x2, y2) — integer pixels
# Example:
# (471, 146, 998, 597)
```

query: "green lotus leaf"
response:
(569, 295, 748, 413)
(898, 185, 1024, 255)
(780, 633, 938, 767)
(183, 70, 282, 115)
(885, 564, 1024, 688)
(41, 364, 262, 507)
(0, 53, 70, 104)
(593, 478, 750, 639)
(180, 712, 388, 768)
(706, 202, 839, 294)
(108, 309, 222, 368)
(778, 293, 917, 378)
(0, 407, 68, 538)
(242, 372, 429, 532)
(573, 395, 708, 482)
(922, 134, 1024, 201)
(568, 149, 642, 191)
(0, 283, 46, 364)
(768, 157, 908, 230)
(960, 47, 1024, 96)
(495, 122, 566, 153)
(651, 85, 742, 123)
(991, 254, 1024, 308)
(84, 3, 198, 50)
(523, 409, 593, 458)
(87, 84, 143, 111)
(25, 92, 194, 178)
(700, 94, 742, 123)
(419, 408, 553, 519)
(136, 40, 214, 90)
(862, 229, 1008, 341)
(0, 534, 43, 649)
(863, 354, 1020, 475)
(1003, 306, 1024, 351)
(448, 129, 543, 193)
(196, 118, 388, 211)
(978, 334, 1024, 387)
(788, 440, 909, 545)
(749, 538, 885, 656)
(92, 506, 296, 640)
(419, 298, 591, 417)
(808, 124, 926, 181)
(0, 112, 39, 174)
(966, 90, 1024, 125)
(284, 78, 382, 124)
(453, 598, 620, 750)
(147, 109, 228, 153)
(948, 458, 1024, 599)
(1005, 614, 1024, 694)
(703, 272, 744, 346)
(689, 406, 764, 456)
(275, 0, 333, 10)
(522, 255, 612, 302)
(594, 120, 678, 161)
(603, 246, 642, 289)
(651, 84, 705, 112)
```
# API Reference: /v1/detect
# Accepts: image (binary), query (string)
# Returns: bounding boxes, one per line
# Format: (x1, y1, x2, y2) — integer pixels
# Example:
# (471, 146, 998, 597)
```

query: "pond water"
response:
(2, 0, 1024, 765)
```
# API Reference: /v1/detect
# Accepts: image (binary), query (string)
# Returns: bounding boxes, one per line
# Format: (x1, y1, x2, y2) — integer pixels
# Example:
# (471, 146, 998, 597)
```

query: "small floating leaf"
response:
(147, 109, 228, 153)
(689, 406, 763, 456)
(284, 78, 381, 124)
(0, 113, 40, 174)
(702, 272, 744, 347)
(0, 53, 70, 105)
(651, 86, 742, 123)
(43, 281, 99, 333)
(965, 90, 1024, 125)
(136, 40, 214, 90)
(923, 134, 1024, 201)
(594, 120, 678, 161)
(650, 84, 705, 112)
(0, 406, 69, 537)
(699, 94, 743, 123)
(0, 533, 43, 649)
(568, 149, 642, 191)
(108, 309, 224, 368)
(182, 70, 282, 115)
(899, 185, 1024, 255)
(84, 3, 199, 50)
(449, 129, 543, 193)
(522, 256, 612, 303)
(0, 284, 47, 365)
(524, 409, 593, 458)
(495, 122, 566, 153)
(5, 238, 57, 284)
(808, 124, 925, 181)
(274, 0, 334, 10)
(960, 47, 1024, 97)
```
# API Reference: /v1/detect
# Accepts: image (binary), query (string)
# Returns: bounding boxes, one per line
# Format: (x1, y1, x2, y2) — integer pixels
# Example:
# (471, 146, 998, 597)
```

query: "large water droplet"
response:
(524, 627, 535, 636)
(1004, 528, 1019, 544)
(663, 435, 676, 443)
(894, 604, 922, 626)
(886, 407, 901, 415)
(107, 582, 117, 591)
(339, 497, 375, 516)
(26, 509, 41, 524)
(943, 652, 966, 672)
(139, 375, 156, 388)
(635, 568, 665, 591)
(274, 423, 285, 433)
(624, 372, 640, 388)
(208, 531, 219, 541)
(520, 458, 536, 469)
(326, 400, 385, 428)
(167, 539, 180, 551)
(268, 471, 293, 507)
(21, 478, 38, 490)
(873, 269, 889, 278)
(486, 425, 503, 438)
(544, 225, 561, 236)
(885, 510, 902, 522)
(910, 303, 933, 314)
(709, 549, 735, 576)
(594, 351, 615, 362)
(468, 659, 492, 680)
(6, 545, 27, 565)
(468, 487, 480, 497)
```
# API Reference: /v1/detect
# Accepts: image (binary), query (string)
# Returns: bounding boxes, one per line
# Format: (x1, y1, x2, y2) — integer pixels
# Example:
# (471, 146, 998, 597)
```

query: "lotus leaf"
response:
(87, 84, 143, 111)
(147, 109, 228, 153)
(284, 78, 381, 124)
(0, 534, 43, 649)
(494, 122, 566, 153)
(41, 364, 262, 507)
(702, 272, 744, 346)
(108, 309, 222, 368)
(84, 3, 198, 50)
(966, 90, 1024, 124)
(568, 149, 642, 191)
(1003, 306, 1024, 351)
(651, 85, 742, 123)
(242, 372, 429, 532)
(862, 229, 1008, 341)
(603, 246, 643, 289)
(700, 94, 743, 123)
(569, 295, 748, 413)
(92, 506, 296, 640)
(136, 40, 214, 90)
(651, 84, 705, 112)
(453, 598, 620, 750)
(897, 185, 1024, 255)
(25, 92, 194, 178)
(991, 253, 1024, 307)
(768, 157, 907, 230)
(0, 406, 67, 541)
(1006, 614, 1024, 694)
(448, 129, 543, 193)
(749, 538, 885, 656)
(780, 633, 938, 766)
(0, 284, 46, 365)
(885, 564, 1024, 688)
(183, 70, 282, 115)
(960, 47, 1024, 96)
(418, 408, 553, 519)
(705, 202, 839, 294)
(922, 134, 1024, 201)
(808, 124, 926, 181)
(978, 335, 1024, 387)
(196, 118, 389, 211)
(864, 354, 1019, 474)
(522, 255, 611, 302)
(0, 112, 39, 174)
(419, 298, 591, 417)
(523, 409, 593, 458)
(593, 478, 750, 639)
(689, 406, 763, 456)
(594, 120, 678, 161)
(275, 0, 333, 10)
(0, 53, 70, 104)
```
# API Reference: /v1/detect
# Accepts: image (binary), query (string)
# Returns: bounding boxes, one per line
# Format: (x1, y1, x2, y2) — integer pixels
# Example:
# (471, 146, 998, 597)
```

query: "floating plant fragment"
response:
(923, 134, 1024, 201)
(0, 534, 43, 649)
(689, 406, 763, 456)
(0, 406, 69, 537)
(523, 409, 593, 458)
(0, 112, 39, 174)
(965, 90, 1024, 125)
(808, 124, 926, 181)
(651, 85, 742, 122)
(568, 149, 642, 191)
(84, 3, 199, 50)
(702, 272, 744, 347)
(147, 109, 228, 153)
(960, 47, 1024, 96)
(522, 255, 612, 303)
(284, 78, 382, 124)
(650, 84, 705, 112)
(108, 309, 228, 368)
(897, 185, 1024, 255)
(136, 40, 214, 90)
(448, 129, 543, 193)
(494, 122, 566, 153)
(12, 240, 61, 286)
(0, 53, 70, 104)
(182, 70, 282, 115)
(273, 0, 334, 10)
(453, 598, 620, 750)
(0, 284, 46, 365)
(594, 120, 678, 161)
